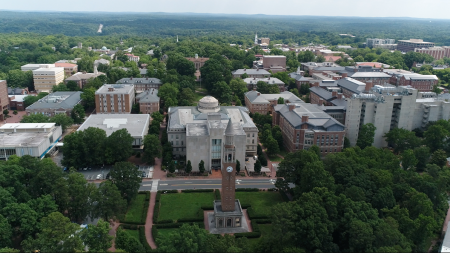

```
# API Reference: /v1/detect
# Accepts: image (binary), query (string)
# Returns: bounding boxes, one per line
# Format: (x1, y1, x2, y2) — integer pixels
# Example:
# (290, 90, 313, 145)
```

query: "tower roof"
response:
(225, 118, 234, 135)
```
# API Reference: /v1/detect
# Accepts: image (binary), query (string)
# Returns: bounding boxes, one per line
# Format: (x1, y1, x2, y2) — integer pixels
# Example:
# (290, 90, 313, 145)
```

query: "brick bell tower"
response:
(221, 119, 236, 212)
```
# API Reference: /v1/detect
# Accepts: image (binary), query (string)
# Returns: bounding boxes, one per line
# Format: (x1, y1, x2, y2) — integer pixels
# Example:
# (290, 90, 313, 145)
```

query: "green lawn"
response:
(235, 192, 285, 217)
(123, 194, 146, 223)
(124, 229, 141, 241)
(158, 192, 215, 221)
(268, 155, 283, 162)
(248, 224, 272, 250)
(156, 228, 179, 239)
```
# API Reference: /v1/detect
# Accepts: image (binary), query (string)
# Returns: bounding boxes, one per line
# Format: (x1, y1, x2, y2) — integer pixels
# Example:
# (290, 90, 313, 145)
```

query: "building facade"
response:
(126, 54, 140, 63)
(262, 55, 286, 73)
(366, 38, 395, 48)
(398, 74, 439, 92)
(244, 90, 302, 115)
(136, 89, 160, 114)
(272, 103, 346, 156)
(397, 39, 435, 52)
(8, 95, 27, 111)
(21, 64, 55, 71)
(95, 84, 135, 114)
(116, 77, 162, 92)
(65, 72, 105, 89)
(232, 69, 270, 78)
(32, 67, 65, 92)
(167, 96, 258, 171)
(26, 91, 83, 117)
(54, 62, 78, 77)
(0, 80, 8, 120)
(0, 123, 62, 160)
(243, 77, 285, 91)
(414, 46, 450, 60)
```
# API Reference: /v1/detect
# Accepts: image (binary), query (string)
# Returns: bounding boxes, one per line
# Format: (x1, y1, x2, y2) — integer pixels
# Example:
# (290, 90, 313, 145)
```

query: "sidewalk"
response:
(145, 192, 157, 249)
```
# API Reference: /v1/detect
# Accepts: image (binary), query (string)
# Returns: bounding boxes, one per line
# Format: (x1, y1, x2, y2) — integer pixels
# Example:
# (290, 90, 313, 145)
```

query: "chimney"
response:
(365, 81, 373, 92)
(253, 87, 257, 91)
(289, 104, 295, 111)
(108, 87, 115, 92)
(131, 76, 133, 80)
(313, 82, 319, 87)
(341, 73, 348, 78)
(302, 115, 309, 123)
(319, 98, 324, 105)
(257, 92, 261, 96)
(332, 91, 337, 97)
(337, 93, 343, 99)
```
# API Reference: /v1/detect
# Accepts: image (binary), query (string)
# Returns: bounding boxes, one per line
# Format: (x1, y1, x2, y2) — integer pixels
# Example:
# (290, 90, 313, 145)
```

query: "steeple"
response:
(225, 119, 234, 148)
(254, 32, 258, 45)
(225, 118, 234, 136)
(296, 66, 301, 75)
(177, 35, 179, 43)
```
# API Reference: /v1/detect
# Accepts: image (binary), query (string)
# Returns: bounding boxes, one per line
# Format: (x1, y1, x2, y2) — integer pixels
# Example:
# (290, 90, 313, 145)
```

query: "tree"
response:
(26, 194, 58, 222)
(143, 134, 161, 165)
(71, 104, 85, 124)
(356, 123, 376, 149)
(277, 97, 285, 104)
(81, 219, 113, 252)
(159, 83, 179, 108)
(104, 129, 134, 164)
(20, 113, 50, 123)
(168, 160, 176, 173)
(212, 81, 233, 104)
(6, 69, 33, 90)
(199, 160, 205, 173)
(52, 83, 70, 92)
(92, 181, 127, 221)
(23, 95, 39, 108)
(80, 87, 96, 109)
(115, 228, 144, 253)
(266, 136, 280, 157)
(236, 160, 241, 173)
(384, 128, 420, 154)
(21, 212, 83, 253)
(316, 55, 326, 63)
(110, 162, 142, 203)
(2, 203, 38, 237)
(186, 160, 192, 174)
(66, 80, 80, 91)
(432, 84, 441, 94)
(424, 125, 449, 152)
(344, 137, 351, 149)
(12, 110, 17, 115)
(414, 146, 430, 171)
(401, 149, 418, 170)
(151, 111, 164, 124)
(254, 159, 262, 173)
(229, 78, 248, 102)
(51, 113, 74, 132)
(2, 110, 8, 118)
(0, 215, 12, 249)
(66, 173, 96, 223)
(430, 149, 447, 167)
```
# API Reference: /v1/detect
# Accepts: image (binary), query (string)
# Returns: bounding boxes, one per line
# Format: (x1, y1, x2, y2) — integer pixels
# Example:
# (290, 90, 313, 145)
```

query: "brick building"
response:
(136, 89, 160, 114)
(272, 103, 345, 156)
(8, 95, 27, 111)
(65, 71, 105, 89)
(244, 90, 302, 115)
(398, 75, 439, 92)
(397, 39, 435, 53)
(262, 55, 286, 73)
(349, 72, 391, 86)
(95, 84, 135, 114)
(0, 80, 8, 120)
(54, 62, 78, 77)
(243, 77, 285, 91)
(232, 69, 270, 78)
(414, 46, 450, 60)
(116, 77, 162, 92)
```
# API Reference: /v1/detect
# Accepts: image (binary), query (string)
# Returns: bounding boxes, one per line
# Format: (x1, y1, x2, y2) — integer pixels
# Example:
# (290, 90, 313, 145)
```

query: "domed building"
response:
(167, 95, 258, 172)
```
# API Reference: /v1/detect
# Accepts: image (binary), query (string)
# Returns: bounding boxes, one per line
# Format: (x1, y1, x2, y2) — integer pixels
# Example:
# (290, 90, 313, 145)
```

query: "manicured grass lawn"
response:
(268, 155, 283, 162)
(124, 229, 141, 241)
(277, 148, 289, 158)
(123, 194, 146, 223)
(248, 224, 272, 250)
(156, 228, 179, 239)
(158, 192, 215, 222)
(235, 191, 285, 217)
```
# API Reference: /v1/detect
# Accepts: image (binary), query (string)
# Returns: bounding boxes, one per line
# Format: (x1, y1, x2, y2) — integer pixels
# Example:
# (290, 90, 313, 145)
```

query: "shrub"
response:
(142, 199, 149, 224)
(152, 226, 158, 243)
(267, 188, 277, 191)
(153, 202, 160, 224)
(154, 223, 183, 229)
(158, 190, 178, 194)
(157, 219, 174, 224)
(280, 190, 290, 202)
(139, 226, 152, 252)
(234, 232, 261, 238)
(214, 189, 221, 200)
(122, 220, 145, 225)
(155, 192, 161, 202)
(200, 205, 214, 210)
(235, 188, 259, 192)
(240, 204, 251, 209)
(247, 207, 269, 219)
(253, 219, 271, 224)
(177, 217, 203, 222)
(120, 224, 138, 230)
(182, 189, 214, 193)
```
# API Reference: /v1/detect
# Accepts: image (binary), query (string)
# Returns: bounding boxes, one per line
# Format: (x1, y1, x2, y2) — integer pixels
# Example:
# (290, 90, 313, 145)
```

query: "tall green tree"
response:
(356, 123, 376, 149)
(71, 104, 85, 124)
(0, 215, 12, 249)
(401, 149, 418, 170)
(384, 128, 420, 154)
(66, 173, 96, 222)
(80, 87, 96, 109)
(143, 134, 161, 165)
(199, 160, 205, 173)
(81, 219, 113, 252)
(109, 162, 142, 203)
(104, 129, 134, 164)
(92, 181, 127, 221)
(51, 113, 74, 132)
(185, 160, 192, 174)
(424, 125, 449, 152)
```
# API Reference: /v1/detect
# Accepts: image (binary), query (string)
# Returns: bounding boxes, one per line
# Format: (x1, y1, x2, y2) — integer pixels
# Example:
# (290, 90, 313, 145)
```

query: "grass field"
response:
(124, 229, 141, 241)
(235, 191, 285, 217)
(123, 194, 146, 223)
(248, 224, 273, 250)
(158, 192, 215, 221)
(156, 228, 179, 239)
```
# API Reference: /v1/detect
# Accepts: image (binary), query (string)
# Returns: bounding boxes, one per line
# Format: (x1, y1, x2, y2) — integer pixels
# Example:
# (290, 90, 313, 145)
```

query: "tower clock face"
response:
(226, 166, 233, 173)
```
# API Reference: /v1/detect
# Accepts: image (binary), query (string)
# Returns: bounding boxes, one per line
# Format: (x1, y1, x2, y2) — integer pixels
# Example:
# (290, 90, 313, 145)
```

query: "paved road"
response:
(140, 179, 280, 191)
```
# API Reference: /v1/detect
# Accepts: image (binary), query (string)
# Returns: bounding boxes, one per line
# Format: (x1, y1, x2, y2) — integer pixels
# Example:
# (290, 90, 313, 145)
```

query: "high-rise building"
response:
(397, 39, 435, 53)
(366, 38, 395, 48)
(414, 46, 450, 60)
(95, 84, 135, 114)
(32, 67, 65, 93)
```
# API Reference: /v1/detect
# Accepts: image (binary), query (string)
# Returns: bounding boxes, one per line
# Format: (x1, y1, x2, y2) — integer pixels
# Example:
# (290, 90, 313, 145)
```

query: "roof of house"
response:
(78, 114, 150, 138)
(309, 87, 334, 100)
(136, 89, 160, 103)
(243, 77, 284, 85)
(8, 95, 28, 102)
(273, 103, 344, 130)
(408, 75, 439, 80)
(65, 72, 105, 81)
(337, 78, 366, 94)
(116, 77, 162, 85)
(245, 90, 303, 104)
(96, 84, 134, 94)
(26, 91, 82, 110)
(330, 98, 348, 107)
(325, 56, 342, 62)
(232, 69, 271, 75)
(54, 63, 77, 68)
(349, 72, 391, 78)
(7, 87, 27, 95)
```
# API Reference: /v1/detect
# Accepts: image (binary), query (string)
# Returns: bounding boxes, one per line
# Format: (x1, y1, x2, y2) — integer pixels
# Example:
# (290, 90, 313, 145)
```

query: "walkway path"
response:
(145, 192, 158, 249)
(107, 220, 120, 252)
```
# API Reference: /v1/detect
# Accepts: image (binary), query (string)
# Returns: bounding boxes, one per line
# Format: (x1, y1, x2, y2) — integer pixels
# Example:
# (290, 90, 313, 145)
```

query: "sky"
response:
(1, 0, 449, 19)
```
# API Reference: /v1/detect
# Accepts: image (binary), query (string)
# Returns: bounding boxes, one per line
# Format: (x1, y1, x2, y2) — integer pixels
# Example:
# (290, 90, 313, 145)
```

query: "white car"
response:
(96, 174, 102, 179)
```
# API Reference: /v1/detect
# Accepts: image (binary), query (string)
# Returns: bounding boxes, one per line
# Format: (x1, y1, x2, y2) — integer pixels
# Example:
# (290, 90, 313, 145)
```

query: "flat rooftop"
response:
(26, 91, 82, 110)
(0, 123, 56, 130)
(77, 114, 150, 138)
(96, 84, 134, 94)
(0, 132, 48, 147)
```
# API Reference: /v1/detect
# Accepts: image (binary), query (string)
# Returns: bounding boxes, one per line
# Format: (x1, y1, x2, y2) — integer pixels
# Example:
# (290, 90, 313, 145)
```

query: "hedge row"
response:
(157, 219, 174, 224)
(235, 188, 259, 192)
(139, 226, 152, 252)
(240, 204, 251, 209)
(280, 190, 290, 202)
(234, 218, 271, 239)
(153, 202, 160, 224)
(177, 217, 203, 223)
(155, 192, 161, 202)
(267, 188, 277, 191)
(247, 207, 269, 220)
(200, 205, 214, 210)
(120, 224, 139, 230)
(153, 221, 204, 229)
(158, 190, 178, 194)
(234, 232, 261, 238)
(214, 189, 221, 200)
(142, 193, 150, 224)
(181, 189, 214, 193)
(139, 191, 151, 201)
(152, 226, 158, 246)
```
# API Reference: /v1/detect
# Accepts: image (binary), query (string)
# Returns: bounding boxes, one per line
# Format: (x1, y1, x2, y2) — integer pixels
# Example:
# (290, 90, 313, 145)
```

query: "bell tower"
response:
(221, 119, 236, 212)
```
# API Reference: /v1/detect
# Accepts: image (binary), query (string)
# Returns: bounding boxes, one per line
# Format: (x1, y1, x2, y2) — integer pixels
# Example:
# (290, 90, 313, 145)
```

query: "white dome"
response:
(198, 96, 220, 113)
(101, 46, 107, 50)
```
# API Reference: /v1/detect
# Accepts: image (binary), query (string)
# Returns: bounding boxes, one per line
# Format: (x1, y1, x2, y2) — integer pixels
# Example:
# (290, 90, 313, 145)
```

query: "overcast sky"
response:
(2, 0, 448, 19)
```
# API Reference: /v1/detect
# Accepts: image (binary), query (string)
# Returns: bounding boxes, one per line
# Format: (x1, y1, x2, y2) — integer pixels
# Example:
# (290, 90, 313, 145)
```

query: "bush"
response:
(142, 199, 149, 224)
(157, 219, 174, 224)
(200, 205, 214, 210)
(155, 192, 161, 202)
(154, 223, 183, 229)
(152, 226, 158, 244)
(267, 188, 277, 191)
(253, 219, 271, 224)
(120, 224, 138, 230)
(214, 189, 221, 200)
(139, 226, 152, 252)
(234, 232, 261, 238)
(122, 220, 145, 225)
(240, 204, 251, 209)
(280, 190, 290, 202)
(177, 217, 203, 222)
(235, 188, 259, 192)
(158, 190, 178, 194)
(251, 220, 260, 233)
(247, 207, 269, 219)
(153, 202, 160, 224)
(182, 189, 214, 193)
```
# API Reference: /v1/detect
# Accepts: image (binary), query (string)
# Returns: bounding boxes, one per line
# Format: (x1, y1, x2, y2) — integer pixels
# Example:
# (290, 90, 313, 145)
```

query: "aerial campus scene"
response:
(1, 0, 450, 252)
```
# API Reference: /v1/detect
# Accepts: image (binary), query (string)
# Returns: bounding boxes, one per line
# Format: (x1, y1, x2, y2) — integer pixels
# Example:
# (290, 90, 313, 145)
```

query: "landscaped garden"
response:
(157, 191, 215, 222)
(123, 193, 147, 224)
(235, 191, 285, 218)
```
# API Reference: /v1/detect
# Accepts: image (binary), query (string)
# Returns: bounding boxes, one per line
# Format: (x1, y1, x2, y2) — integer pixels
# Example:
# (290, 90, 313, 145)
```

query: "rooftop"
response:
(26, 91, 82, 110)
(32, 67, 65, 74)
(0, 123, 56, 130)
(8, 95, 28, 102)
(0, 132, 49, 148)
(136, 89, 159, 103)
(77, 114, 150, 138)
(245, 90, 303, 104)
(337, 77, 367, 94)
(232, 69, 271, 75)
(116, 77, 162, 85)
(65, 72, 105, 81)
(350, 72, 391, 78)
(309, 87, 334, 100)
(96, 84, 134, 94)
(243, 77, 284, 84)
(55, 62, 77, 68)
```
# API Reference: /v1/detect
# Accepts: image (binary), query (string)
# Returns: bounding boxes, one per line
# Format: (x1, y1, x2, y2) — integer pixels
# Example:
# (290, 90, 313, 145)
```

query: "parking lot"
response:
(78, 165, 154, 181)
